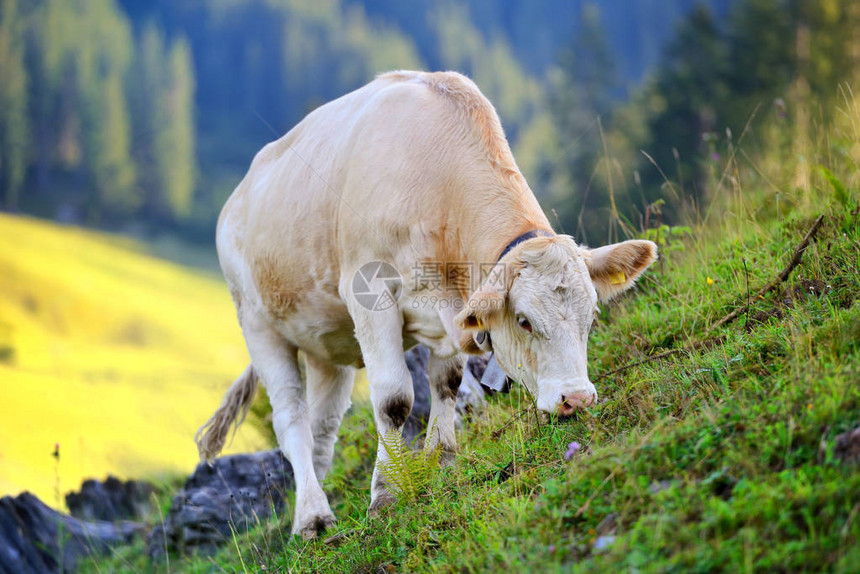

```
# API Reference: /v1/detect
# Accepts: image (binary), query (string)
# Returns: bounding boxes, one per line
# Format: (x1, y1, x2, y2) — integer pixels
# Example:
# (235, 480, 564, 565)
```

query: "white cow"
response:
(196, 71, 657, 539)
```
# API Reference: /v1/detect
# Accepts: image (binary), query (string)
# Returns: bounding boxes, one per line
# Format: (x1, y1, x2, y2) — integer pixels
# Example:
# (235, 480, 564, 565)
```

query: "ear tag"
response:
(609, 271, 626, 285)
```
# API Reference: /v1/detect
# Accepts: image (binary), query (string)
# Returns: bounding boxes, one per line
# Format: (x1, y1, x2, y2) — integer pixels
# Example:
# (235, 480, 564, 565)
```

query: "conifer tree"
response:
(550, 2, 618, 241)
(128, 22, 165, 216)
(76, 0, 137, 219)
(156, 36, 196, 219)
(0, 0, 29, 210)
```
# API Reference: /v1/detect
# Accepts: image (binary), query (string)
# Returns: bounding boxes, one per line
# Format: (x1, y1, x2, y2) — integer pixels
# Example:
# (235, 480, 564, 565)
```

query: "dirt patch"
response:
(484, 460, 515, 484)
(782, 278, 828, 304)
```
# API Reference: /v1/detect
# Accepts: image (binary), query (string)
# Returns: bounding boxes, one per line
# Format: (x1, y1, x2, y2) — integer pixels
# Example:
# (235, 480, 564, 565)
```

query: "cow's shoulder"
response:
(377, 70, 522, 188)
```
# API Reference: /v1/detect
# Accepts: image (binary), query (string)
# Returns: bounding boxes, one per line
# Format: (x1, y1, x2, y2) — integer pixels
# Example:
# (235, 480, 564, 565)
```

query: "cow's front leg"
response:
(241, 316, 335, 539)
(347, 297, 413, 514)
(427, 353, 464, 463)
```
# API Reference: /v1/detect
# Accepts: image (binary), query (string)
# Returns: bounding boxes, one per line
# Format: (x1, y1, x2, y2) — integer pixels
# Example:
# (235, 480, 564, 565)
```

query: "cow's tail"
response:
(195, 363, 259, 462)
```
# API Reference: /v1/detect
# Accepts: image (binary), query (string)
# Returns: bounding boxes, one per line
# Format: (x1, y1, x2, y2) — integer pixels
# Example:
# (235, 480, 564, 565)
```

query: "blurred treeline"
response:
(548, 0, 860, 244)
(0, 0, 857, 244)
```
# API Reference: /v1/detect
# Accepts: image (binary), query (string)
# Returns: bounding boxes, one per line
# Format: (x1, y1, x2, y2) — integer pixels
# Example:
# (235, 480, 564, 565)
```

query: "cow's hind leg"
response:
(242, 317, 335, 539)
(305, 354, 355, 481)
(427, 353, 464, 463)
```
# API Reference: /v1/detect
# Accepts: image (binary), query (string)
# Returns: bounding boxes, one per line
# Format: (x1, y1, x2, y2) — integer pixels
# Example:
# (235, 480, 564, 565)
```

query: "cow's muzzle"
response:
(536, 378, 597, 416)
(557, 391, 596, 416)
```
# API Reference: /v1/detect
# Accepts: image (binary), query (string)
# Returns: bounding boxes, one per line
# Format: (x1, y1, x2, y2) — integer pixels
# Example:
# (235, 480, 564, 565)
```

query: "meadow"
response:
(79, 159, 860, 572)
(0, 213, 267, 507)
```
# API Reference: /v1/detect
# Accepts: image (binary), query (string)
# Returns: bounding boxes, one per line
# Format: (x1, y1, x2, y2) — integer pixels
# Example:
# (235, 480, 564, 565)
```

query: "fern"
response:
(820, 166, 850, 209)
(377, 424, 442, 503)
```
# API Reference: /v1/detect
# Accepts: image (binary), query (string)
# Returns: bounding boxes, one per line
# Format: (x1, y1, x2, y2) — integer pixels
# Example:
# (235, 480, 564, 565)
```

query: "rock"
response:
(147, 449, 294, 559)
(466, 353, 490, 383)
(66, 476, 154, 522)
(834, 426, 860, 465)
(595, 512, 618, 536)
(403, 345, 431, 443)
(0, 492, 143, 574)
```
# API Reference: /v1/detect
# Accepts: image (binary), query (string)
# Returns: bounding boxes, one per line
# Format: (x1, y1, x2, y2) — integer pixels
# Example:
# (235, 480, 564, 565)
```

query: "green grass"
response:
(0, 213, 268, 507)
(82, 174, 860, 573)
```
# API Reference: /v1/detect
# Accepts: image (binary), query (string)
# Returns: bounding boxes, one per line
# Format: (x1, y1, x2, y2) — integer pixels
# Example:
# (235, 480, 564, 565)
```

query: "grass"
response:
(0, 213, 268, 508)
(80, 159, 860, 572)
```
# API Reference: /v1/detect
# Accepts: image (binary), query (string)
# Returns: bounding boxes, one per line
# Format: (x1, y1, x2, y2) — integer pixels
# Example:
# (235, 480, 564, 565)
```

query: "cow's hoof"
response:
(440, 450, 457, 467)
(367, 493, 397, 518)
(296, 514, 336, 540)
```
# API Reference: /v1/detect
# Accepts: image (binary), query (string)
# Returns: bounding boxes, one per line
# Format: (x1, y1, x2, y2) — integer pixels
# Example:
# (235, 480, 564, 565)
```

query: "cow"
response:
(196, 71, 657, 539)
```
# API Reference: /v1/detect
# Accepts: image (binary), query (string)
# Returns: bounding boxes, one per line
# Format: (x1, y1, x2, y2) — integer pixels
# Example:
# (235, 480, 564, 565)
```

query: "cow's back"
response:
(217, 71, 548, 362)
(217, 76, 406, 321)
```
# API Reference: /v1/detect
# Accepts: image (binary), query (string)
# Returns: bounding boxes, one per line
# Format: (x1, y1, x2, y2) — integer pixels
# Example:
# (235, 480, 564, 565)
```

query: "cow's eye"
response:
(517, 315, 533, 333)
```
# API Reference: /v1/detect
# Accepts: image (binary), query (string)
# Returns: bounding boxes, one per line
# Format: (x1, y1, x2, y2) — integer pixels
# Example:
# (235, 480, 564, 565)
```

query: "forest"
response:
(2, 0, 814, 244)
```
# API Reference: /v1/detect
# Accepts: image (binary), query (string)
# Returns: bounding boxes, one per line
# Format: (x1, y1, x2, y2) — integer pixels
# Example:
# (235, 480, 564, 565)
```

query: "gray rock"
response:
(66, 475, 154, 522)
(595, 512, 618, 536)
(648, 480, 673, 495)
(403, 345, 431, 443)
(147, 449, 294, 559)
(0, 492, 142, 574)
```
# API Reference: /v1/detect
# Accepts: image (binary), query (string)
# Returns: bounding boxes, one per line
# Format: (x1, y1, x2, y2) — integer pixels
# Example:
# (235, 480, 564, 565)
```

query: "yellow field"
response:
(0, 213, 268, 508)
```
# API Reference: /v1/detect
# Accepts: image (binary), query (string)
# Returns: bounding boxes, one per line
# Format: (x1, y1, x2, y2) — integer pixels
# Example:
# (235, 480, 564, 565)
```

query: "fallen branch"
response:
(594, 214, 825, 382)
(704, 214, 824, 334)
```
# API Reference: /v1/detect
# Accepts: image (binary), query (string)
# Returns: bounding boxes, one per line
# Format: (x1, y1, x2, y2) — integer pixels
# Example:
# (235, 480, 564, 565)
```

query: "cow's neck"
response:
(457, 183, 554, 295)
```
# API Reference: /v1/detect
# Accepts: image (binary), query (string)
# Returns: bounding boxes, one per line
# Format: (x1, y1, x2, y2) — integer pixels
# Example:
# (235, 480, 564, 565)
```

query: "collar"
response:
(497, 229, 554, 261)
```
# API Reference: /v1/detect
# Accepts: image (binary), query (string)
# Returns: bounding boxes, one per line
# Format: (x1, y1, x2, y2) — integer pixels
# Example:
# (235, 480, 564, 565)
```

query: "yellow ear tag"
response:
(609, 271, 626, 285)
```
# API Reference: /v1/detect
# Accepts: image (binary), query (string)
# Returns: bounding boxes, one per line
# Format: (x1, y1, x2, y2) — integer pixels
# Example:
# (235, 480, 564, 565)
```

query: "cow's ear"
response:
(583, 240, 658, 302)
(454, 289, 504, 330)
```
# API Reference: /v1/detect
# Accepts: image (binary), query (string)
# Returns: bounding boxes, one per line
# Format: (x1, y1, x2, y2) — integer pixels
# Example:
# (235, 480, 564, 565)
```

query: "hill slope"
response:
(0, 214, 265, 506)
(85, 179, 860, 571)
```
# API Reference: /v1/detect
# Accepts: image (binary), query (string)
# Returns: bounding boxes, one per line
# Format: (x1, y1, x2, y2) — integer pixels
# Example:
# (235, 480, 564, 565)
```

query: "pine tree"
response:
(76, 0, 138, 219)
(156, 36, 196, 219)
(128, 22, 165, 216)
(641, 5, 728, 207)
(0, 0, 29, 210)
(550, 2, 619, 242)
(129, 26, 197, 221)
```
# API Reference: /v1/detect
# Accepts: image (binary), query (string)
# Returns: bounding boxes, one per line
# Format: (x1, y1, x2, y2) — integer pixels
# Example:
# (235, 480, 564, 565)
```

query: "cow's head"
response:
(455, 235, 657, 415)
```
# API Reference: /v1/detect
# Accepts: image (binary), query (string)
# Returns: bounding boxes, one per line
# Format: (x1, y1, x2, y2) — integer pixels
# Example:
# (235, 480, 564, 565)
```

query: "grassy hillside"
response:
(85, 170, 860, 572)
(0, 213, 267, 507)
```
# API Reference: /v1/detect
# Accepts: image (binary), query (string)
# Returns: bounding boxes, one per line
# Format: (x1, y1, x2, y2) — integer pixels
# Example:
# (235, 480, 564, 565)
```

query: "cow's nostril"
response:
(558, 392, 596, 416)
(558, 400, 576, 417)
